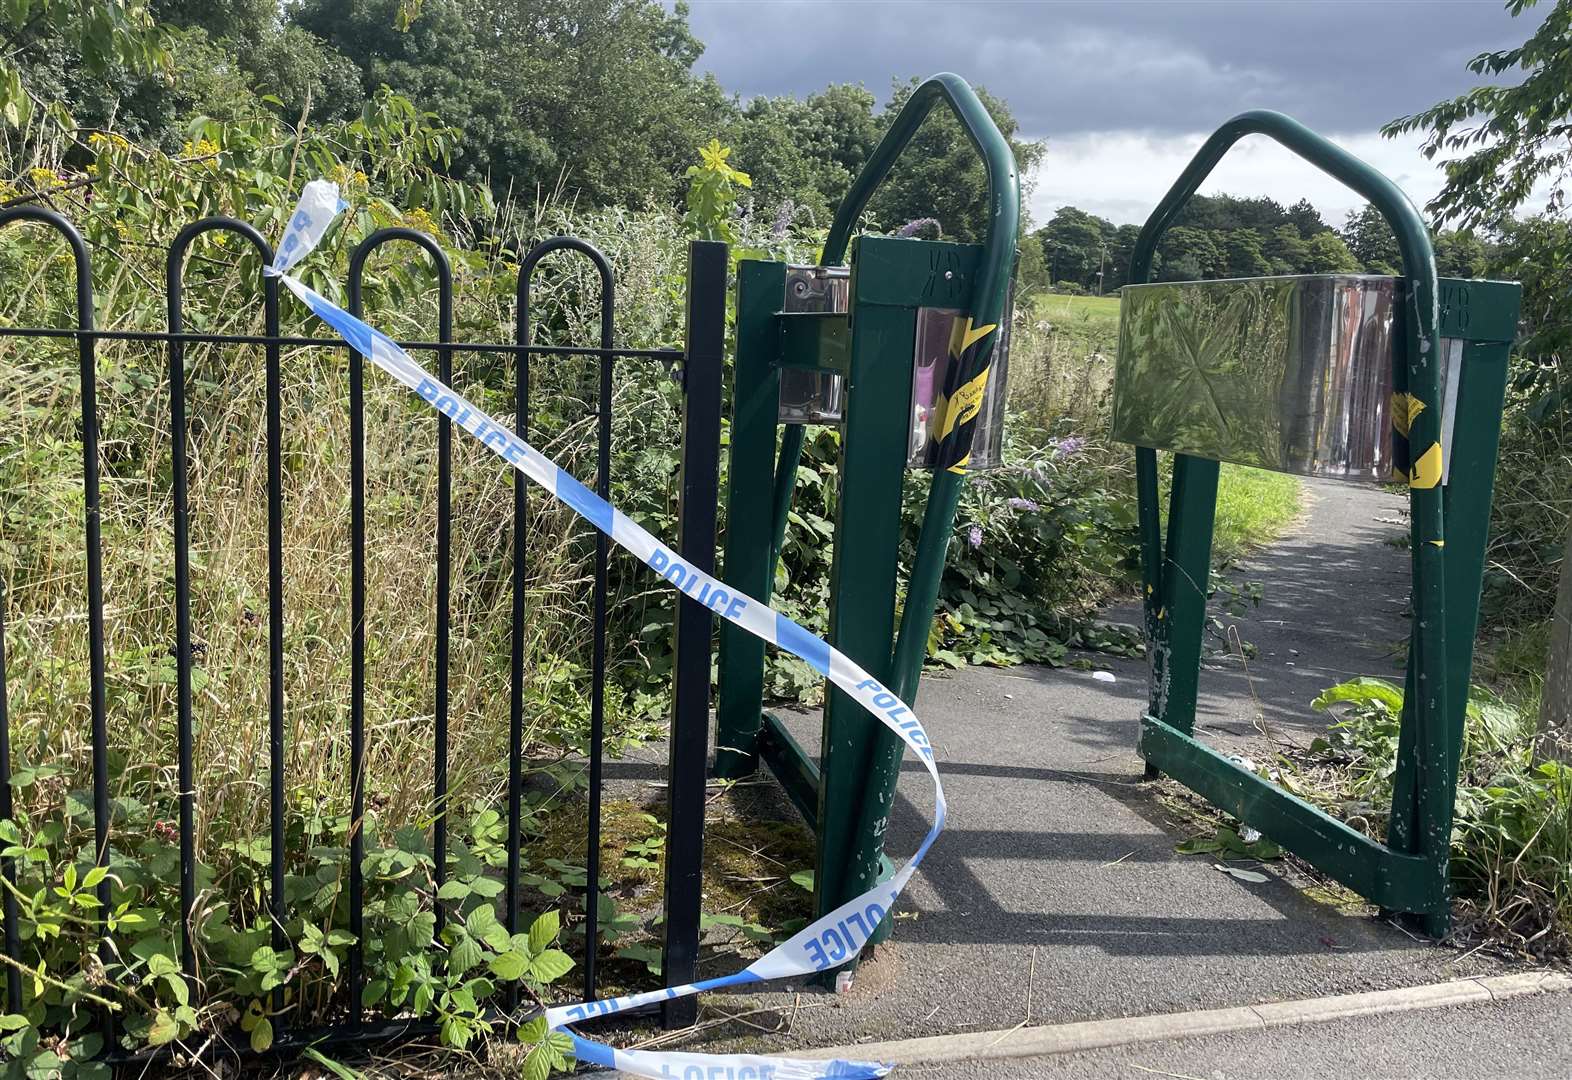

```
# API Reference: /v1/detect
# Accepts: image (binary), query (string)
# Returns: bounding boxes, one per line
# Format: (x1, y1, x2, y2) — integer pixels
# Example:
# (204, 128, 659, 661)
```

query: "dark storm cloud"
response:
(680, 0, 1539, 137)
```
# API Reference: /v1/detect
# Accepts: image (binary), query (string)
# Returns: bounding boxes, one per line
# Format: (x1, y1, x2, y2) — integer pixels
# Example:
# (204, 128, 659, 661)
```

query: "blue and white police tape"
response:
(266, 181, 947, 1080)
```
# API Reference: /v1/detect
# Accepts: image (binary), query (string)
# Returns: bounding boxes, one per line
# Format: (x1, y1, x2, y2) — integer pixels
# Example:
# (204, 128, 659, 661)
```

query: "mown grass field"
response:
(1036, 291, 1123, 322)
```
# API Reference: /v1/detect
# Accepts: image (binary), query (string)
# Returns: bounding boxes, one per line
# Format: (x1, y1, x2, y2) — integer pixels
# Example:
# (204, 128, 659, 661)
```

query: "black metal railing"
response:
(0, 207, 725, 1055)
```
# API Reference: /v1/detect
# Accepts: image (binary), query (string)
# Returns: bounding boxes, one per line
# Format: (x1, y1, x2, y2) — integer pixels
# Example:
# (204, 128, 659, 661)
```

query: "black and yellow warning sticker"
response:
(1389, 390, 1441, 488)
(929, 316, 997, 473)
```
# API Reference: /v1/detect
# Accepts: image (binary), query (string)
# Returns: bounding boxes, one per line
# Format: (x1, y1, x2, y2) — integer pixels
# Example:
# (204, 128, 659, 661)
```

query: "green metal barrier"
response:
(1121, 111, 1521, 933)
(713, 73, 1019, 973)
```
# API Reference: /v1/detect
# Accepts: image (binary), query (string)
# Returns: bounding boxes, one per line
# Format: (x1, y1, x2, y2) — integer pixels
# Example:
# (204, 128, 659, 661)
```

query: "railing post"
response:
(661, 240, 725, 1027)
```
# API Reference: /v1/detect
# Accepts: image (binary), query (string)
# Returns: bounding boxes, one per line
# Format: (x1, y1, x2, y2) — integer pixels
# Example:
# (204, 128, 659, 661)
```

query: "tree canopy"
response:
(0, 1, 1044, 243)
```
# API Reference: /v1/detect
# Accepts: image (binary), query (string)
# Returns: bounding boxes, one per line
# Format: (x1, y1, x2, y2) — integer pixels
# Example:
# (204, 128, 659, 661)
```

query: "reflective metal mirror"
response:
(904, 302, 1011, 470)
(1111, 274, 1423, 483)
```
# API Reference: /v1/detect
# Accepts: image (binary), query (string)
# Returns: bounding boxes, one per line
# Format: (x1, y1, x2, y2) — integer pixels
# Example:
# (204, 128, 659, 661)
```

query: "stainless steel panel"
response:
(905, 291, 1012, 471)
(784, 264, 849, 313)
(779, 265, 850, 425)
(778, 366, 847, 424)
(1111, 275, 1405, 482)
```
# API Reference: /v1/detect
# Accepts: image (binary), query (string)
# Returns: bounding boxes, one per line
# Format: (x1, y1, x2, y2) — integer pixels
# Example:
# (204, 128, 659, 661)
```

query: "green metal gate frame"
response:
(1128, 111, 1521, 934)
(712, 73, 1018, 969)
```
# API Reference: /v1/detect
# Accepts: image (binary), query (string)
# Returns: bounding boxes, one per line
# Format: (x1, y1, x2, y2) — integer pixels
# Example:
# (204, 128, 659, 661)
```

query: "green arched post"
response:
(715, 73, 1018, 969)
(1126, 110, 1457, 925)
(768, 72, 1021, 672)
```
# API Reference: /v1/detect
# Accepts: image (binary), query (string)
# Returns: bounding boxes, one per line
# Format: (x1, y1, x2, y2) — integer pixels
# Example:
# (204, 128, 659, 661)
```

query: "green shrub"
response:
(1305, 677, 1572, 956)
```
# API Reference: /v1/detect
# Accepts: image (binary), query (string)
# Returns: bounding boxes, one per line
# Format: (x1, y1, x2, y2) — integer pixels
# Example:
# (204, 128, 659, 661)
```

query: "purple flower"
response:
(898, 217, 941, 239)
(1055, 436, 1086, 457)
(1007, 497, 1040, 512)
(967, 524, 983, 549)
(771, 199, 796, 239)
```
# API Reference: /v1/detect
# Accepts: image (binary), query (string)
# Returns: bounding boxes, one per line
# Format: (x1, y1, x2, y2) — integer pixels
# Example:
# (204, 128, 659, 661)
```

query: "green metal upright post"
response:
(714, 261, 787, 779)
(1149, 455, 1219, 735)
(1385, 280, 1519, 934)
(811, 261, 921, 952)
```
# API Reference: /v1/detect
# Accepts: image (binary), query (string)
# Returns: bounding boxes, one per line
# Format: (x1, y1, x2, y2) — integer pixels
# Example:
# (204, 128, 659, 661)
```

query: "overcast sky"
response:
(679, 0, 1543, 228)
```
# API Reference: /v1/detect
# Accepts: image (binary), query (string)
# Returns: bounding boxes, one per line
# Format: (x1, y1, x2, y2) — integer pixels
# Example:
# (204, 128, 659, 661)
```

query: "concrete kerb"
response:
(797, 971, 1572, 1067)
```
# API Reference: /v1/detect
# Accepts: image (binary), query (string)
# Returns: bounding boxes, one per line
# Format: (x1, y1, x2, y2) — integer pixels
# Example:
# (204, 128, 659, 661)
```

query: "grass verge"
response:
(1214, 464, 1304, 566)
(1281, 677, 1569, 958)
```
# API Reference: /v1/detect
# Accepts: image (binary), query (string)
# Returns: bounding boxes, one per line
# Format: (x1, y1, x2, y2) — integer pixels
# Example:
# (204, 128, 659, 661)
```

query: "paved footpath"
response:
(951, 990, 1572, 1080)
(609, 479, 1568, 1073)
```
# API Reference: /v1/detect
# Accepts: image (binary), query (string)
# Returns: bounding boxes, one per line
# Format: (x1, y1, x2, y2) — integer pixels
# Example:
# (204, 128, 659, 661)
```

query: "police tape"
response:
(266, 181, 947, 1080)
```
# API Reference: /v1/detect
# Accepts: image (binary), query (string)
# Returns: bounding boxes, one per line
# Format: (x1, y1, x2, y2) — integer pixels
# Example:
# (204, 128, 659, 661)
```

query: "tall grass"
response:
(0, 198, 706, 883)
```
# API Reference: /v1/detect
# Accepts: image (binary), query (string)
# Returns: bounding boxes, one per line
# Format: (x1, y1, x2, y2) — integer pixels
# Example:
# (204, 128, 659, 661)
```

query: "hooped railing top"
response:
(0, 206, 109, 1013)
(0, 208, 719, 1052)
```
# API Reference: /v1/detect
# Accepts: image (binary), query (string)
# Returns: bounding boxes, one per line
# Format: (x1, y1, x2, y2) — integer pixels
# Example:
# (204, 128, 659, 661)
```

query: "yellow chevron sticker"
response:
(948, 317, 997, 358)
(1390, 392, 1426, 437)
(946, 453, 971, 474)
(1409, 442, 1443, 489)
(1429, 540, 1445, 548)
(937, 367, 991, 440)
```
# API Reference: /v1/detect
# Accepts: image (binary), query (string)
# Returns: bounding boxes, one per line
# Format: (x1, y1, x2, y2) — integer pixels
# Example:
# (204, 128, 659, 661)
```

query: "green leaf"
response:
(487, 950, 529, 981)
(467, 875, 504, 898)
(465, 904, 499, 937)
(250, 1017, 274, 1053)
(545, 1030, 576, 1060)
(526, 909, 559, 956)
(407, 911, 436, 949)
(0, 1014, 28, 1032)
(145, 953, 179, 978)
(522, 1043, 552, 1080)
(24, 1050, 60, 1078)
(362, 979, 388, 1008)
(302, 1046, 365, 1080)
(1311, 677, 1404, 714)
(240, 999, 265, 1033)
(789, 869, 814, 892)
(147, 1011, 179, 1047)
(614, 942, 662, 975)
(448, 933, 484, 974)
(250, 945, 284, 973)
(163, 972, 190, 1007)
(528, 949, 574, 984)
(515, 1015, 547, 1045)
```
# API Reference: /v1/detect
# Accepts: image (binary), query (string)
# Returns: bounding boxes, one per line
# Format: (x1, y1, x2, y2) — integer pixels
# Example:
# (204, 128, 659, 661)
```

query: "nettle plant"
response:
(0, 784, 584, 1078)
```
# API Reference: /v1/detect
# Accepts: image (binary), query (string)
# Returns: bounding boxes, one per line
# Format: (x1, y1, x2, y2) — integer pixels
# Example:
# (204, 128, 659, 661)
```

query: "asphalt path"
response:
(951, 990, 1572, 1080)
(597, 478, 1540, 1064)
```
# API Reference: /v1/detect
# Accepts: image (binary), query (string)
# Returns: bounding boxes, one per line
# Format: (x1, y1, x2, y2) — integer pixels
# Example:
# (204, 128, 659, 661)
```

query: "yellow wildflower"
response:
(403, 206, 439, 235)
(181, 138, 220, 160)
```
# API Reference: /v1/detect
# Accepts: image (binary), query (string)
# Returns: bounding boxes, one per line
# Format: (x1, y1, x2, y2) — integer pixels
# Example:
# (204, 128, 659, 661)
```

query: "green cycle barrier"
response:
(712, 72, 1019, 971)
(1114, 110, 1521, 933)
